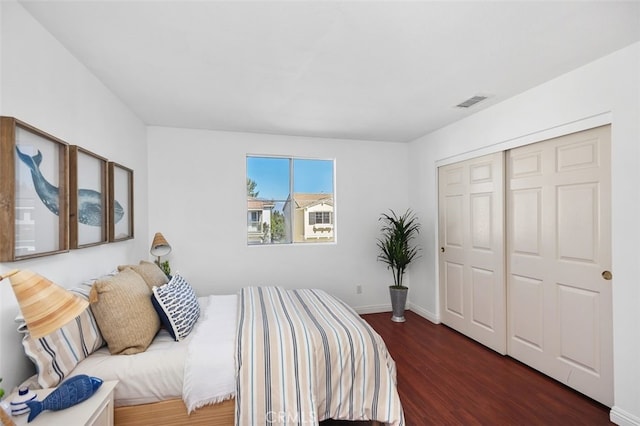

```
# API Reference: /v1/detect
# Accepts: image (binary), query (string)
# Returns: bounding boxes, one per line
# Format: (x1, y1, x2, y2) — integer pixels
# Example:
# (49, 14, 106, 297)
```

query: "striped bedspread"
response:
(235, 287, 405, 426)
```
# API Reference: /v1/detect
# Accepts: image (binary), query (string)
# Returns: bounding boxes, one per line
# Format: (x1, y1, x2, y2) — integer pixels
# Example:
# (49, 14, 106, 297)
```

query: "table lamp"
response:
(150, 232, 171, 265)
(0, 269, 89, 339)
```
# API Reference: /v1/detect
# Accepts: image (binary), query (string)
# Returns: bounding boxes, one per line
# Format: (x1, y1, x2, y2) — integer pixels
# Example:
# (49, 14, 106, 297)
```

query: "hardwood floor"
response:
(358, 311, 612, 425)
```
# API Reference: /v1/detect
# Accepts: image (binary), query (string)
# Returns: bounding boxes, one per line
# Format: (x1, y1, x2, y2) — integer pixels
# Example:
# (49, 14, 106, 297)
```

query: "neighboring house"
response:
(283, 193, 334, 243)
(247, 197, 274, 244)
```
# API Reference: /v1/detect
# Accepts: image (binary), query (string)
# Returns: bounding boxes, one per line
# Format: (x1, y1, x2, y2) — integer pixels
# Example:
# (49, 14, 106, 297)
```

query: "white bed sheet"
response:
(71, 295, 237, 407)
(183, 294, 238, 412)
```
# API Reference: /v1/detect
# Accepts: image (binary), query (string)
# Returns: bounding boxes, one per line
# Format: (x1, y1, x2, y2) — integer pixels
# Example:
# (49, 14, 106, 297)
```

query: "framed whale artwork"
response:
(0, 116, 70, 261)
(70, 146, 109, 248)
(108, 161, 134, 242)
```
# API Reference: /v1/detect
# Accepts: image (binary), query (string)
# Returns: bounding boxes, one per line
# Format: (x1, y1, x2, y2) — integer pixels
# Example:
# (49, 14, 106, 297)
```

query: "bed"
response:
(74, 294, 237, 425)
(17, 264, 404, 425)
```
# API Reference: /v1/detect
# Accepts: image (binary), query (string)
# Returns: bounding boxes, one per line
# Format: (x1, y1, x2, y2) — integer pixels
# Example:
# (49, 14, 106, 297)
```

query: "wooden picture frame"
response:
(108, 162, 134, 242)
(69, 146, 109, 248)
(0, 116, 69, 261)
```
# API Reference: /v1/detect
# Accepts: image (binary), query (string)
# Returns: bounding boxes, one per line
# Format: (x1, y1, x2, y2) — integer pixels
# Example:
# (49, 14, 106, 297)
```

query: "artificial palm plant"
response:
(377, 209, 421, 288)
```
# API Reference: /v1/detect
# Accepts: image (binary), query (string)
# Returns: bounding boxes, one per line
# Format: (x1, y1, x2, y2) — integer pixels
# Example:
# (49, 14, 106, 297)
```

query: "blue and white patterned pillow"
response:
(151, 273, 200, 341)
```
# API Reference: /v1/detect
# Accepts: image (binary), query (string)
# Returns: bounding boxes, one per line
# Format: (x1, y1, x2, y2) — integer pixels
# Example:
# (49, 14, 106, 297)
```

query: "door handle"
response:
(440, 247, 445, 253)
(602, 270, 612, 280)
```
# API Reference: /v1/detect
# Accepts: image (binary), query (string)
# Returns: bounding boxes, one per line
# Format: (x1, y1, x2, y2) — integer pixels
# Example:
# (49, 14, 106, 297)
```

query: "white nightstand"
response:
(10, 380, 117, 426)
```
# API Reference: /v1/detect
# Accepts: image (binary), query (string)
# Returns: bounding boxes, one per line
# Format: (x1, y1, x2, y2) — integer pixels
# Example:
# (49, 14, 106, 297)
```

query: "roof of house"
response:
(290, 193, 333, 209)
(247, 197, 275, 210)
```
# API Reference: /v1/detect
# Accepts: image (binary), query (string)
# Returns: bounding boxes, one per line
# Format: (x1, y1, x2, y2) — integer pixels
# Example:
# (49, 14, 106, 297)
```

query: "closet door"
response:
(507, 125, 613, 406)
(438, 152, 506, 354)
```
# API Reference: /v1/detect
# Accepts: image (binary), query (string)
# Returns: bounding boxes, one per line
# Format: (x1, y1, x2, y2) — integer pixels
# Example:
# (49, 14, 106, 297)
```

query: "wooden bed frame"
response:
(114, 398, 381, 425)
(114, 398, 234, 426)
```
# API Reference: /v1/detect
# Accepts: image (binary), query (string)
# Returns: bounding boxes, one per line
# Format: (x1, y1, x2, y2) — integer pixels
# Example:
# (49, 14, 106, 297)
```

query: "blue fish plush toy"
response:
(26, 375, 103, 422)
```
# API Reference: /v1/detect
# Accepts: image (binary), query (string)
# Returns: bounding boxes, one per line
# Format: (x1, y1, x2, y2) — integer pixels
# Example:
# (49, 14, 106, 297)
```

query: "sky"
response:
(247, 157, 334, 200)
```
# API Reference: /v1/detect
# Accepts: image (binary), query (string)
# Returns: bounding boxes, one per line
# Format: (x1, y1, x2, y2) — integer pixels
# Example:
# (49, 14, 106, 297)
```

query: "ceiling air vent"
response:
(456, 95, 488, 108)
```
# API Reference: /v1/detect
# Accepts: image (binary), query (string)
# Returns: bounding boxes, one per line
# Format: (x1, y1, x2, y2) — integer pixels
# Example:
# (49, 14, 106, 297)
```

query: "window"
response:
(248, 211, 262, 233)
(247, 156, 335, 245)
(309, 211, 332, 225)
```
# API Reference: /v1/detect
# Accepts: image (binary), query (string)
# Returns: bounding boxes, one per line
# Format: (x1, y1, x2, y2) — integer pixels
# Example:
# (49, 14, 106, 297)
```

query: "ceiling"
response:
(18, 1, 640, 143)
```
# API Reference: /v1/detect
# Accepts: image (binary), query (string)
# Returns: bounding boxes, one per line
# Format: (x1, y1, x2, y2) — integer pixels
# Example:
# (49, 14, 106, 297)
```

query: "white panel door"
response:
(438, 152, 506, 354)
(507, 125, 613, 406)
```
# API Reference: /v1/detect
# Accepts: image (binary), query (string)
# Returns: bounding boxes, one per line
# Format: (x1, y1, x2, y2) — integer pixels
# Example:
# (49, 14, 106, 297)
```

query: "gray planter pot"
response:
(389, 286, 408, 322)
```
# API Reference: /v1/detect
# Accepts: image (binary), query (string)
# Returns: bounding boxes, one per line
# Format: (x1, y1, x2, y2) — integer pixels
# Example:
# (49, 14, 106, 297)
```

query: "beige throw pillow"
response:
(90, 268, 160, 355)
(118, 260, 169, 290)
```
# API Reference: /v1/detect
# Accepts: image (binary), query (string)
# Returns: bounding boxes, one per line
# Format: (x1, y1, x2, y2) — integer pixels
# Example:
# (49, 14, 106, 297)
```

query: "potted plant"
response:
(377, 209, 421, 322)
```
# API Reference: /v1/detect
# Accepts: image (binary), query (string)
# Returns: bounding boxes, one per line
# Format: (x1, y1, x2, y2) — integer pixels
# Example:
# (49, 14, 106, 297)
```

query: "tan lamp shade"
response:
(1, 269, 89, 339)
(150, 232, 171, 257)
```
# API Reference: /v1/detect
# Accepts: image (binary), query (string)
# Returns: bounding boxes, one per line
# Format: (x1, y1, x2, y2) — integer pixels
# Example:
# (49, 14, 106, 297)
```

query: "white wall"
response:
(408, 42, 640, 424)
(147, 126, 410, 309)
(0, 1, 148, 393)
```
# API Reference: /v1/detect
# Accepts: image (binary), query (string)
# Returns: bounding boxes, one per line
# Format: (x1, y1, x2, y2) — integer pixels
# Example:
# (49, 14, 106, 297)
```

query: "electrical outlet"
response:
(356, 285, 362, 294)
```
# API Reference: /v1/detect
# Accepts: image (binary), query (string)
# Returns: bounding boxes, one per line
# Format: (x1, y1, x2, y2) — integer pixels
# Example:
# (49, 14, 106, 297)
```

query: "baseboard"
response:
(611, 406, 640, 426)
(353, 304, 391, 315)
(354, 303, 441, 324)
(407, 303, 440, 324)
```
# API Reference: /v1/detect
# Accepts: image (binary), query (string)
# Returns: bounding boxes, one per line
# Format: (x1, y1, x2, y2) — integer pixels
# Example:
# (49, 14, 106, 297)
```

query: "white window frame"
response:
(246, 155, 336, 245)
